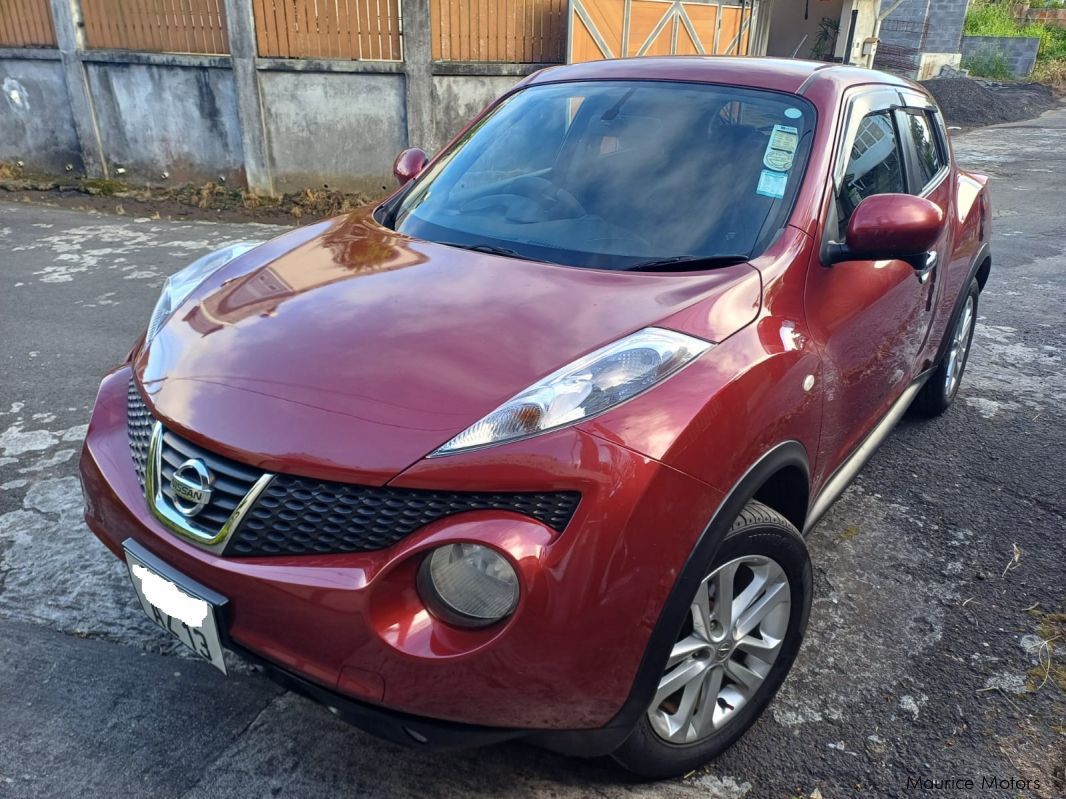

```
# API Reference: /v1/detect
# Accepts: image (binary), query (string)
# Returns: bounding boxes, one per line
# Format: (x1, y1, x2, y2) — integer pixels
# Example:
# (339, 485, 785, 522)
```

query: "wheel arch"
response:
(532, 441, 811, 756)
(930, 242, 991, 371)
(975, 252, 991, 292)
(752, 461, 810, 532)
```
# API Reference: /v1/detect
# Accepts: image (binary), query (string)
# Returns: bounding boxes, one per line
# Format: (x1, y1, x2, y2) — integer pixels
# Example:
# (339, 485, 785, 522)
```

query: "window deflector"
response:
(822, 88, 907, 263)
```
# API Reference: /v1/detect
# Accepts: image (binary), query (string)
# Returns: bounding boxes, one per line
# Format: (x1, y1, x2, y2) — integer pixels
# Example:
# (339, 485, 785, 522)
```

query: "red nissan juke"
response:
(80, 57, 991, 777)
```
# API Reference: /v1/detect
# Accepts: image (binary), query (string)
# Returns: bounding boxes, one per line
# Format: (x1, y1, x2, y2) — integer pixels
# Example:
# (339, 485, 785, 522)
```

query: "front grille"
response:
(127, 380, 153, 489)
(126, 378, 580, 556)
(226, 477, 581, 557)
(158, 430, 262, 536)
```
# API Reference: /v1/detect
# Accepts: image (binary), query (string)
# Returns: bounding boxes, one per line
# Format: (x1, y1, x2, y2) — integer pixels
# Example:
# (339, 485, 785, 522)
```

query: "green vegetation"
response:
(82, 178, 126, 196)
(962, 51, 1014, 79)
(964, 1, 1066, 84)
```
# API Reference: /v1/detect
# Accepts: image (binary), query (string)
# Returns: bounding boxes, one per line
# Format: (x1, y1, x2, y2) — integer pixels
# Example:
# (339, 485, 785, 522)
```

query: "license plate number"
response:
(124, 544, 228, 674)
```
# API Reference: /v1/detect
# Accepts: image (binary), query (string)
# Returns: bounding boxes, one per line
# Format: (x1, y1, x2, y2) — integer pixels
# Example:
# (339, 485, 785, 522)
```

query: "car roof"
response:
(521, 56, 919, 98)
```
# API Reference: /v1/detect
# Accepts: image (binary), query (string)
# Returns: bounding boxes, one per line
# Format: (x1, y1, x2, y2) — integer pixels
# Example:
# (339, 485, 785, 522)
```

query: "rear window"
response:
(388, 80, 816, 270)
(905, 110, 945, 190)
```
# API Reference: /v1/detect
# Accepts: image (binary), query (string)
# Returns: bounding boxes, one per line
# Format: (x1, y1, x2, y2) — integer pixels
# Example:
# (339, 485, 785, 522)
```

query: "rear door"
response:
(804, 88, 940, 481)
(895, 92, 957, 366)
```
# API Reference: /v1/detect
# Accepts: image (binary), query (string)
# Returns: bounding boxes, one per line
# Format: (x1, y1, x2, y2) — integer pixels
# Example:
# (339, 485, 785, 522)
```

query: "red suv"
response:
(80, 57, 990, 777)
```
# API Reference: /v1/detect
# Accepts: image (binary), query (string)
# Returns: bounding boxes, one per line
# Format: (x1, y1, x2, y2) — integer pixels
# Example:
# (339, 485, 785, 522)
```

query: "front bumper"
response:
(81, 366, 722, 744)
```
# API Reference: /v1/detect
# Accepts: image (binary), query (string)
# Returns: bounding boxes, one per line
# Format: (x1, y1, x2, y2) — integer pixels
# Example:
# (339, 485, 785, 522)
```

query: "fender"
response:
(928, 241, 991, 374)
(532, 441, 810, 756)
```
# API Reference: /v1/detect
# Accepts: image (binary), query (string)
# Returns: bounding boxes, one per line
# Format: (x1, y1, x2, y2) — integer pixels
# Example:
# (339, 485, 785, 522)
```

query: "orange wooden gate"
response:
(567, 0, 759, 63)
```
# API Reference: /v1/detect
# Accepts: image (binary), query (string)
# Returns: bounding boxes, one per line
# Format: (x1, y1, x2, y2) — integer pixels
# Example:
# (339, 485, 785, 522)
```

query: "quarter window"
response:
(839, 110, 906, 234)
(906, 111, 945, 189)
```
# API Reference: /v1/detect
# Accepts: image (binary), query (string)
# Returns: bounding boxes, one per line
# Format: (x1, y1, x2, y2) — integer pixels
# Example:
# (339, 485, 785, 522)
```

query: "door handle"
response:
(915, 251, 937, 284)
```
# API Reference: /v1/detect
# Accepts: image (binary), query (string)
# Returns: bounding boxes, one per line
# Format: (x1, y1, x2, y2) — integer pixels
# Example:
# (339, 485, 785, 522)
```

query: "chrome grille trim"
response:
(145, 421, 276, 554)
(127, 379, 274, 553)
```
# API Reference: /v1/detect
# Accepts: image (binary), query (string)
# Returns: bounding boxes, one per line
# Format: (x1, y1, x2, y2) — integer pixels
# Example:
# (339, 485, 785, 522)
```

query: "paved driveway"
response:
(1, 109, 1063, 798)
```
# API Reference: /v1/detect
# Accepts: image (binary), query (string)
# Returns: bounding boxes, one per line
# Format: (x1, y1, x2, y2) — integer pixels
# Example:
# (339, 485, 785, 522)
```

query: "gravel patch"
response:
(921, 77, 1057, 129)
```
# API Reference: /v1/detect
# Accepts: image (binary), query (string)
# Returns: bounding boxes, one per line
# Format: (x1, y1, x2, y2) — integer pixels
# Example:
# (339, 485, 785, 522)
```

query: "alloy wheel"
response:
(944, 294, 975, 400)
(648, 555, 791, 744)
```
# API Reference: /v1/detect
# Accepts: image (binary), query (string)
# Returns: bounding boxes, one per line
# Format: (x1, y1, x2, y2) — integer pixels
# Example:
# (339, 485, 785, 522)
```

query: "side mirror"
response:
(393, 148, 428, 186)
(827, 194, 945, 267)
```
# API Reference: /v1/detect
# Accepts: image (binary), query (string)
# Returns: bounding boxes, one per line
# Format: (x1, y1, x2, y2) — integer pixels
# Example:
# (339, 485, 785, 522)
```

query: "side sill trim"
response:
(803, 377, 926, 534)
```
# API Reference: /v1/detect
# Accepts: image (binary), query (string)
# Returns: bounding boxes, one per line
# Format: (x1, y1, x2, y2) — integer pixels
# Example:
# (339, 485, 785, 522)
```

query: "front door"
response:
(804, 89, 941, 482)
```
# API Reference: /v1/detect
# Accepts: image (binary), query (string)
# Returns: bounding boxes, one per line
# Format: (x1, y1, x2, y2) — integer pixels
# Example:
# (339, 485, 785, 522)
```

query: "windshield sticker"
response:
(784, 107, 802, 119)
(757, 169, 788, 199)
(764, 124, 799, 171)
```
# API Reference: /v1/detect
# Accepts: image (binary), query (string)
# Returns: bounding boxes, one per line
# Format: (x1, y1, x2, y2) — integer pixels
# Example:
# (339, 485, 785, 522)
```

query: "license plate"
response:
(124, 541, 228, 674)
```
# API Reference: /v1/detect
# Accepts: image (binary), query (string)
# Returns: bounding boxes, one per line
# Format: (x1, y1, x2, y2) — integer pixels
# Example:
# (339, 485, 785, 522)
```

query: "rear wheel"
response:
(611, 501, 812, 778)
(913, 279, 979, 417)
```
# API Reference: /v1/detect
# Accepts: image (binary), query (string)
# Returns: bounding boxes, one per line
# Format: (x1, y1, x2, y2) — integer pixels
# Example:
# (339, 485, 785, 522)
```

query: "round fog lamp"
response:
(418, 543, 519, 627)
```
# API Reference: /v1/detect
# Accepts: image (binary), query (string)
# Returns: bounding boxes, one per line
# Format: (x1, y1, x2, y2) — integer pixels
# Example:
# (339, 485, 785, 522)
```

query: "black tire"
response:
(611, 500, 812, 779)
(912, 279, 979, 417)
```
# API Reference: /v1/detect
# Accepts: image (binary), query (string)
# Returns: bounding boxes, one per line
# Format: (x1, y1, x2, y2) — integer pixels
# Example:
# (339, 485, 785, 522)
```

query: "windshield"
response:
(389, 80, 815, 270)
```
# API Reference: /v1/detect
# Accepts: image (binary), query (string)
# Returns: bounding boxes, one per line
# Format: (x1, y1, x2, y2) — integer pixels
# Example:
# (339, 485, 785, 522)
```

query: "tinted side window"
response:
(839, 110, 906, 233)
(906, 111, 944, 189)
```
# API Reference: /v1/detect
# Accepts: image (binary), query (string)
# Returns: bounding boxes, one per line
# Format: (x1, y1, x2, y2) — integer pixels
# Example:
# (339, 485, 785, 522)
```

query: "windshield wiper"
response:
(440, 242, 540, 262)
(626, 254, 750, 272)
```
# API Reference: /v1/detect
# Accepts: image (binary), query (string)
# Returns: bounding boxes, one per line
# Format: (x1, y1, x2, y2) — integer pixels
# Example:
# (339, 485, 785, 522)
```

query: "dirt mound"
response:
(921, 77, 1056, 129)
(0, 169, 379, 226)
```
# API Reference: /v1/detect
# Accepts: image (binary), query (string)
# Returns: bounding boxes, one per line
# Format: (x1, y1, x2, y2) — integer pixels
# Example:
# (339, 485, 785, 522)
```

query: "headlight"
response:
(417, 543, 519, 627)
(433, 327, 712, 455)
(145, 241, 263, 342)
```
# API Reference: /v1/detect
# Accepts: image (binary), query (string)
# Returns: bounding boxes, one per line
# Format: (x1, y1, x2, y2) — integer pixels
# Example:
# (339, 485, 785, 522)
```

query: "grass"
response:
(966, 1, 1066, 60)
(964, 1, 1066, 86)
(1032, 56, 1066, 86)
(1024, 608, 1066, 692)
(963, 51, 1015, 79)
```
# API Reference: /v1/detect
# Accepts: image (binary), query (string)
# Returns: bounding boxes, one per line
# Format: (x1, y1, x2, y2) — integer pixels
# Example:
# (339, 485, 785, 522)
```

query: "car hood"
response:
(137, 210, 761, 484)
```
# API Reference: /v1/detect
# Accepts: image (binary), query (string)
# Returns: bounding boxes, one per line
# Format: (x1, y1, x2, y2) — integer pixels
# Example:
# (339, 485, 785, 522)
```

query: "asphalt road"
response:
(1, 109, 1064, 799)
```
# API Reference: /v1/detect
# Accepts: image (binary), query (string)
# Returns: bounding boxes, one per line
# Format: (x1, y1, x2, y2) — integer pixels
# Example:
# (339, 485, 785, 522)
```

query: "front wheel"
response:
(611, 501, 812, 778)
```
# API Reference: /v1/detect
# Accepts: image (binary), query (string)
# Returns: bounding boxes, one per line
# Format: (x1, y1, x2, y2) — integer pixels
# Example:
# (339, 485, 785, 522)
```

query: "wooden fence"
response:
(253, 0, 403, 61)
(0, 0, 57, 47)
(80, 0, 230, 54)
(431, 0, 567, 62)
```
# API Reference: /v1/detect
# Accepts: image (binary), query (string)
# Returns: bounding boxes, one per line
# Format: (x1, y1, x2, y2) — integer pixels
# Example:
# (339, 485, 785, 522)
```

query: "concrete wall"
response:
(878, 0, 967, 53)
(876, 0, 970, 77)
(259, 70, 408, 194)
(0, 50, 536, 194)
(916, 51, 962, 80)
(85, 61, 244, 185)
(0, 0, 550, 196)
(428, 75, 519, 153)
(0, 57, 82, 174)
(924, 0, 969, 54)
(836, 0, 880, 65)
(962, 35, 1041, 78)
